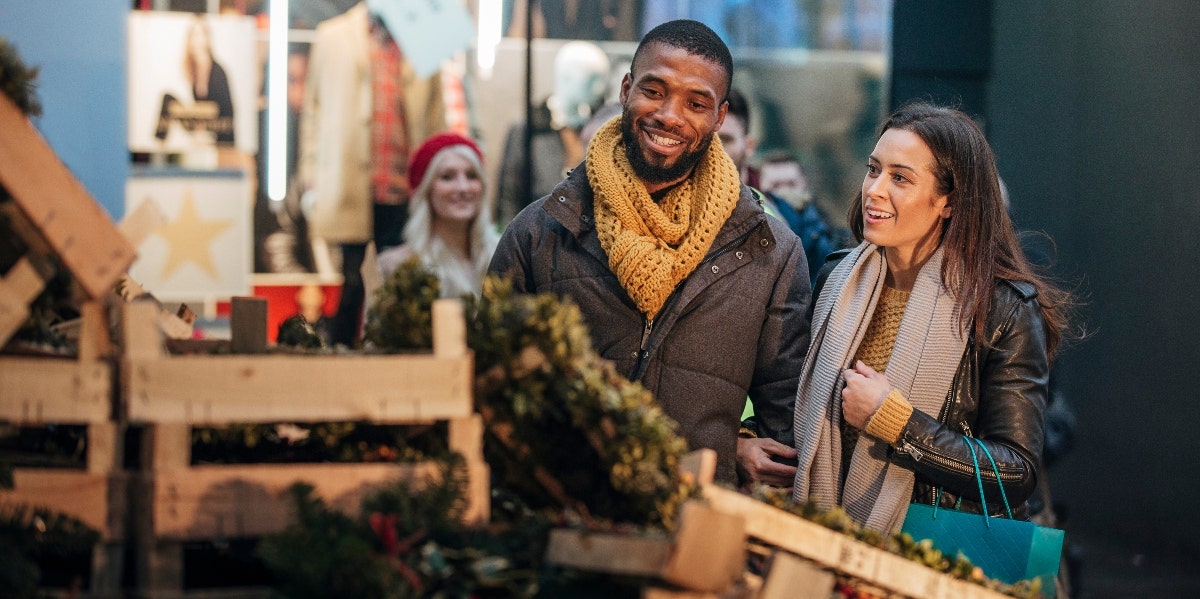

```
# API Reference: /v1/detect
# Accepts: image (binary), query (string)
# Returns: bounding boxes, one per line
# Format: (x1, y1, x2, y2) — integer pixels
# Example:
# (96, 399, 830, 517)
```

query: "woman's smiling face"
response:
(428, 149, 483, 224)
(860, 128, 951, 265)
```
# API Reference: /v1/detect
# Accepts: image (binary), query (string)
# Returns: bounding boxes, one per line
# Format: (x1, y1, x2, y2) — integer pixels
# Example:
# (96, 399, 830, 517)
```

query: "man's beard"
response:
(620, 111, 713, 184)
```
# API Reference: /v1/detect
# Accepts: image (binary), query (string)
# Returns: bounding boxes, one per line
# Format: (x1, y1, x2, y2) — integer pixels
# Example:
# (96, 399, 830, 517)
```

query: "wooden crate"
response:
(119, 298, 489, 597)
(545, 500, 747, 594)
(0, 302, 124, 596)
(702, 484, 1013, 599)
(0, 92, 136, 304)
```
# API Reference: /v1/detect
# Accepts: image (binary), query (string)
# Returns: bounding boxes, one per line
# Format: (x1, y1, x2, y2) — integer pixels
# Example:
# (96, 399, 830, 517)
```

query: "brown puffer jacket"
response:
(488, 165, 812, 483)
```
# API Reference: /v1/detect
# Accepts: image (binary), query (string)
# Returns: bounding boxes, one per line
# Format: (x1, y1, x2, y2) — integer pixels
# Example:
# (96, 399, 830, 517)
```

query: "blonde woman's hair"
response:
(402, 144, 499, 296)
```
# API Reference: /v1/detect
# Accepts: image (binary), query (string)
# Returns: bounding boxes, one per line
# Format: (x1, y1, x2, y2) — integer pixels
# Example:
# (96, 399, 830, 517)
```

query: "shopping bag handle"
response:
(966, 435, 1015, 520)
(932, 436, 1015, 527)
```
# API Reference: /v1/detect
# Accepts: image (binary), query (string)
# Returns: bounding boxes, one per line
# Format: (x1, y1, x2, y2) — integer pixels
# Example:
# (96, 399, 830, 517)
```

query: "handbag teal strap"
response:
(963, 435, 991, 528)
(967, 436, 1015, 520)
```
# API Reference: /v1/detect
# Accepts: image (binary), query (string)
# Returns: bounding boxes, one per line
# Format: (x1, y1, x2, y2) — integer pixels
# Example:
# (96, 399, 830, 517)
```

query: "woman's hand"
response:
(842, 360, 892, 429)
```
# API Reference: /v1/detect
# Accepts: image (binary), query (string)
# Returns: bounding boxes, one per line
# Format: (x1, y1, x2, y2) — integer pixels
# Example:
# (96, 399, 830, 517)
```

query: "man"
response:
(488, 20, 808, 486)
(719, 88, 806, 238)
(757, 150, 848, 283)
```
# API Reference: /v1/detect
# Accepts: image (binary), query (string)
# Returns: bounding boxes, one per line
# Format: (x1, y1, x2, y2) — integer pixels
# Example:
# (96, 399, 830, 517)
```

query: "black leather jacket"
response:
(814, 250, 1048, 519)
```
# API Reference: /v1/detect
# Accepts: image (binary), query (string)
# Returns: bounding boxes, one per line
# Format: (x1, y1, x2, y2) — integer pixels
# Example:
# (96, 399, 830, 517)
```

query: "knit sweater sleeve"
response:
(864, 389, 914, 444)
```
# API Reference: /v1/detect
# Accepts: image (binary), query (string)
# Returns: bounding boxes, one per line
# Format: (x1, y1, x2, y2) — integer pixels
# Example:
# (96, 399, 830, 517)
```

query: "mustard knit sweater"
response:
(841, 286, 917, 469)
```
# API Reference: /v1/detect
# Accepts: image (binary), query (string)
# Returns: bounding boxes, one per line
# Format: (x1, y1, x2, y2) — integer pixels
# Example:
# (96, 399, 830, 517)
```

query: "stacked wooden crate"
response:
(120, 298, 487, 597)
(0, 302, 126, 597)
(0, 88, 136, 598)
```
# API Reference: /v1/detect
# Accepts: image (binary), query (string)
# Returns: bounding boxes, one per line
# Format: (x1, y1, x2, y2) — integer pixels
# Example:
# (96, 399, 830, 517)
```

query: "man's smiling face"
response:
(619, 42, 729, 194)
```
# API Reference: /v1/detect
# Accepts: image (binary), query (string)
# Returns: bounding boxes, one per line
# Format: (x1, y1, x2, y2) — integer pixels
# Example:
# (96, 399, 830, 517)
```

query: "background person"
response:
(757, 149, 848, 283)
(377, 132, 499, 298)
(488, 20, 811, 486)
(791, 102, 1072, 536)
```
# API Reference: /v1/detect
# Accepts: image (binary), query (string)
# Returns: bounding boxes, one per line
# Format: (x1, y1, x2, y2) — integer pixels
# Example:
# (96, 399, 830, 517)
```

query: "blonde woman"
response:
(377, 133, 499, 298)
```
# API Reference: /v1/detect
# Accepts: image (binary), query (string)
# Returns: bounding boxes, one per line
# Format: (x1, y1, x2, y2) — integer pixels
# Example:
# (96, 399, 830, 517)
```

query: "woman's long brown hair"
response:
(846, 102, 1073, 356)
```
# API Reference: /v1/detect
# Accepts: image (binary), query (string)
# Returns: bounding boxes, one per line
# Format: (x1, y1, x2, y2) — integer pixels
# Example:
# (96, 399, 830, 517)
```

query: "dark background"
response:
(892, 1, 1200, 595)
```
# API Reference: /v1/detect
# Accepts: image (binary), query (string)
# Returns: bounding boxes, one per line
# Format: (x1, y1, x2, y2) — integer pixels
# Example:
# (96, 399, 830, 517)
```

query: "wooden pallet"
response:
(702, 484, 1012, 599)
(119, 298, 488, 597)
(0, 92, 135, 347)
(0, 301, 124, 596)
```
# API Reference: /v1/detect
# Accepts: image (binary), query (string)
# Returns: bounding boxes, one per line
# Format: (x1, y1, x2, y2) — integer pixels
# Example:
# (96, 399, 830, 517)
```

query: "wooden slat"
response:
(758, 551, 835, 599)
(0, 357, 111, 423)
(0, 470, 119, 540)
(149, 461, 444, 540)
(679, 448, 717, 486)
(701, 485, 1011, 599)
(546, 500, 745, 593)
(432, 298, 466, 358)
(545, 528, 672, 578)
(0, 257, 45, 346)
(0, 93, 136, 300)
(660, 501, 746, 592)
(124, 354, 473, 424)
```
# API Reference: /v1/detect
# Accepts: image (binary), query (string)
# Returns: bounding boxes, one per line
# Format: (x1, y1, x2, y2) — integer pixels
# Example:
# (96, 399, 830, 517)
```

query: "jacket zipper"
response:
(629, 222, 765, 378)
(898, 436, 1023, 484)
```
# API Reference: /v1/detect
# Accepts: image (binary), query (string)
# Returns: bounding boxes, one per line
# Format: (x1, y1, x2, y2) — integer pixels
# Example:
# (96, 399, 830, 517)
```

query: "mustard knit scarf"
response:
(586, 115, 742, 319)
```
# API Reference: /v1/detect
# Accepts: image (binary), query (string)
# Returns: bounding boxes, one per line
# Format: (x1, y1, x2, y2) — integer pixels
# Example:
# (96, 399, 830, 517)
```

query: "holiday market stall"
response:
(0, 40, 1053, 599)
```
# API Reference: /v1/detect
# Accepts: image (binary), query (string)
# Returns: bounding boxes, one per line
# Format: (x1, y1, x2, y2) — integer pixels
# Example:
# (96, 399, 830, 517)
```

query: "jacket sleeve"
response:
(486, 206, 537, 294)
(894, 292, 1049, 509)
(747, 230, 812, 446)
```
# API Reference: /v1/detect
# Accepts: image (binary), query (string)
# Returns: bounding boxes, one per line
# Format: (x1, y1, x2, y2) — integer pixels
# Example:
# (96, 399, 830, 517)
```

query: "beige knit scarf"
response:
(792, 242, 967, 532)
(586, 115, 742, 319)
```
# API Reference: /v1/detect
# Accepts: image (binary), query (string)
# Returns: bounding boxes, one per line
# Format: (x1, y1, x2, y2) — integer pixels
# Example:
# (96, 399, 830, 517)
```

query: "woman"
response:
(183, 17, 235, 143)
(156, 16, 235, 144)
(791, 102, 1071, 533)
(377, 132, 499, 298)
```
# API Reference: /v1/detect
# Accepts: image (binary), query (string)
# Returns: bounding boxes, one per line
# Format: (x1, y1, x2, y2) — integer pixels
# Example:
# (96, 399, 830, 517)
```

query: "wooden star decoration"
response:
(154, 191, 232, 280)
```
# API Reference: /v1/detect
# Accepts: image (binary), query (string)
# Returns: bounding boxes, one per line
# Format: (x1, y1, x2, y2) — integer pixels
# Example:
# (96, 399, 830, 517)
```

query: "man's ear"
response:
(619, 73, 632, 104)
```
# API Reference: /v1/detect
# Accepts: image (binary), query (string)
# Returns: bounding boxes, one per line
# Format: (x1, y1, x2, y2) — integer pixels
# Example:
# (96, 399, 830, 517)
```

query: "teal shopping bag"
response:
(901, 437, 1064, 595)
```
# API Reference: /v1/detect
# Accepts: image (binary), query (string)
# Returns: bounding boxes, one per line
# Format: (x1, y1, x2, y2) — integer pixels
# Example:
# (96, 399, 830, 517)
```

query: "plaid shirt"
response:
(369, 20, 410, 206)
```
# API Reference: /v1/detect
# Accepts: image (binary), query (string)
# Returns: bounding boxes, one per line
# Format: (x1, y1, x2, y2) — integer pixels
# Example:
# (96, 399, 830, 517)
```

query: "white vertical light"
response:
(266, 0, 288, 202)
(476, 0, 502, 77)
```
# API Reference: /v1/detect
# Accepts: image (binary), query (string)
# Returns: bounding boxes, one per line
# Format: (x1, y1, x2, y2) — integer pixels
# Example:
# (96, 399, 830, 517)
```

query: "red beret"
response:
(407, 132, 484, 191)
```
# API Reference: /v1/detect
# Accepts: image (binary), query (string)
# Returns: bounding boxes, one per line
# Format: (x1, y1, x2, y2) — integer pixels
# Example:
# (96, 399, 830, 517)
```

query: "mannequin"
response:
(496, 41, 611, 223)
(299, 0, 446, 346)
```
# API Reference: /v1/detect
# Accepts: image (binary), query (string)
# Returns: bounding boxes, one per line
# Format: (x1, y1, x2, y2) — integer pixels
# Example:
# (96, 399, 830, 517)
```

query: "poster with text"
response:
(128, 11, 259, 155)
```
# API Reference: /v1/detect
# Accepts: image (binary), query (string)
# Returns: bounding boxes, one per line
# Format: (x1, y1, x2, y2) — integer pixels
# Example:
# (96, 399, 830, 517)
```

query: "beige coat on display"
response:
(299, 2, 446, 245)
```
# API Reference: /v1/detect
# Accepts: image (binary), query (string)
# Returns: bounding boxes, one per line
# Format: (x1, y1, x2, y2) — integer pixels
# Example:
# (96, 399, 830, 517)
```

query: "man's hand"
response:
(736, 436, 798, 487)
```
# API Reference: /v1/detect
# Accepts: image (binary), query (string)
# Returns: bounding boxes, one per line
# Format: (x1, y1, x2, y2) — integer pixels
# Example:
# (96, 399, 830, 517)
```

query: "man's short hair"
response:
(725, 87, 750, 130)
(632, 19, 733, 101)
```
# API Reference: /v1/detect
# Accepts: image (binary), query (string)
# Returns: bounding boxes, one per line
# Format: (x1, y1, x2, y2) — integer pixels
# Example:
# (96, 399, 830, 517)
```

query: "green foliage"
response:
(0, 37, 42, 117)
(276, 315, 325, 350)
(466, 277, 696, 529)
(258, 457, 548, 599)
(191, 421, 448, 465)
(362, 258, 441, 351)
(0, 503, 101, 598)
